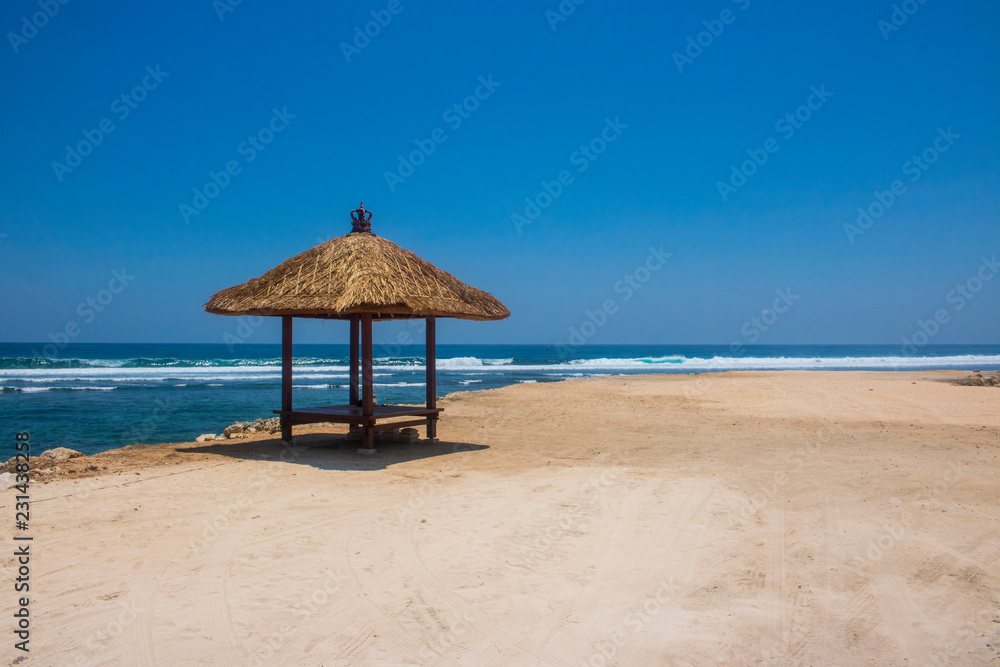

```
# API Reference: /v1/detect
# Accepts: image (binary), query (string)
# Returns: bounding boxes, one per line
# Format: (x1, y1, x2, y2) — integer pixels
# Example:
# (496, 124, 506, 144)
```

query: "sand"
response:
(3, 371, 1000, 666)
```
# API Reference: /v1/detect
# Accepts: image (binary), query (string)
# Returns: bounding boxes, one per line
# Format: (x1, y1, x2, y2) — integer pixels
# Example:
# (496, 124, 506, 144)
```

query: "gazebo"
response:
(204, 203, 509, 452)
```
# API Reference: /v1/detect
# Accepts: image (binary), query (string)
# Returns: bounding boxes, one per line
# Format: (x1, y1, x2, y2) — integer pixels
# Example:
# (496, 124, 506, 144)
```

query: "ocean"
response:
(2, 342, 999, 455)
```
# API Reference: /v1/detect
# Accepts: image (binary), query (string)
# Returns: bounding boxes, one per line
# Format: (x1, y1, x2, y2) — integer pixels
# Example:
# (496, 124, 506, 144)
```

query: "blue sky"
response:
(1, 0, 998, 347)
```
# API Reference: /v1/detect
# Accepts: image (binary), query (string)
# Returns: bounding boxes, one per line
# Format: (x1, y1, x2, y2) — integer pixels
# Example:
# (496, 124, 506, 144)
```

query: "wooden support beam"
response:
(426, 315, 437, 440)
(281, 316, 293, 442)
(349, 314, 359, 406)
(361, 313, 374, 449)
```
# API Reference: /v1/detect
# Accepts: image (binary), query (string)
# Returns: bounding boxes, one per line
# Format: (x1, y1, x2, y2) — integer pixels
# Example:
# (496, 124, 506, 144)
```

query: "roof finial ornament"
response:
(351, 201, 373, 233)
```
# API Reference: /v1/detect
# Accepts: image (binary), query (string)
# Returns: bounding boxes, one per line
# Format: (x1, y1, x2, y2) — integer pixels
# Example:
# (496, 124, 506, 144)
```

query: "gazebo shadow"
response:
(179, 432, 488, 471)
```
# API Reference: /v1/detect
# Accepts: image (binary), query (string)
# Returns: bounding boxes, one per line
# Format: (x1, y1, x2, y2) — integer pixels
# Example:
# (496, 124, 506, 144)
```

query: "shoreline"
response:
(5, 368, 993, 483)
(4, 346, 1000, 457)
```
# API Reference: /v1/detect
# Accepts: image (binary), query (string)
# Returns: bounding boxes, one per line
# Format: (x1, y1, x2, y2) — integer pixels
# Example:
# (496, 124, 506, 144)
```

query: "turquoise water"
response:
(2, 343, 998, 455)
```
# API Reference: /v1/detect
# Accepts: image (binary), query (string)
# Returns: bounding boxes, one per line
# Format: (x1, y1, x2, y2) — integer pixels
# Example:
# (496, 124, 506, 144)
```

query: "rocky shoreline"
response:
(955, 371, 1000, 387)
(194, 416, 421, 444)
(194, 416, 284, 442)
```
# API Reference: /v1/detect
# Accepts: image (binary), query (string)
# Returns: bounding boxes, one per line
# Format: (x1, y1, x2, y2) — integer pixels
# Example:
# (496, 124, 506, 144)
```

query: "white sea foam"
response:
(388, 354, 1000, 372)
(2, 369, 353, 382)
(2, 355, 998, 387)
(434, 357, 513, 368)
(18, 386, 117, 392)
(563, 354, 1000, 371)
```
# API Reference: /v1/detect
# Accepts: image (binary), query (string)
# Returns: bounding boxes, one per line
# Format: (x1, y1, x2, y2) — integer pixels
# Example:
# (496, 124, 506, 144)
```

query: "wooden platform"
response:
(274, 404, 443, 433)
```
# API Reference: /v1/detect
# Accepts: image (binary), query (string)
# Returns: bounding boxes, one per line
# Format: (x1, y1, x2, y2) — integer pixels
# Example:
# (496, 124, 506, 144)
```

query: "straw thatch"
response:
(204, 229, 509, 321)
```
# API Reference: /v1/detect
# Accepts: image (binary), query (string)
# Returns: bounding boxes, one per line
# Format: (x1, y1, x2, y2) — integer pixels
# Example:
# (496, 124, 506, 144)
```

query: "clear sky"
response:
(1, 1, 998, 347)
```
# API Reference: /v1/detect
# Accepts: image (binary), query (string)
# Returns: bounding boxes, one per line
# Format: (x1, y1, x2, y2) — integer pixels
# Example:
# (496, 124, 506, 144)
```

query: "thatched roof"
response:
(204, 205, 509, 321)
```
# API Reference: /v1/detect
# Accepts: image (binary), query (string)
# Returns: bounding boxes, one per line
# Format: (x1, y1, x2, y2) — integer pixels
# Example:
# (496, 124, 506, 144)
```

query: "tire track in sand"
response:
(539, 479, 646, 661)
(121, 527, 187, 666)
(572, 479, 716, 665)
(764, 494, 788, 660)
(327, 517, 453, 666)
(396, 506, 577, 666)
(837, 549, 936, 656)
(195, 517, 258, 666)
(301, 491, 535, 665)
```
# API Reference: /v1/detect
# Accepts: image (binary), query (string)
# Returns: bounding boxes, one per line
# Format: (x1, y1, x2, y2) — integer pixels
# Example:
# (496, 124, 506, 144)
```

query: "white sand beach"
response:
(4, 371, 1000, 665)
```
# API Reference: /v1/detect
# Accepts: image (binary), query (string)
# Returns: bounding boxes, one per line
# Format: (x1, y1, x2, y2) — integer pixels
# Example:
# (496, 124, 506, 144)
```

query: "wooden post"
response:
(349, 314, 359, 406)
(281, 316, 293, 442)
(361, 313, 374, 449)
(426, 315, 437, 440)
